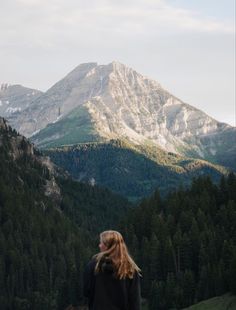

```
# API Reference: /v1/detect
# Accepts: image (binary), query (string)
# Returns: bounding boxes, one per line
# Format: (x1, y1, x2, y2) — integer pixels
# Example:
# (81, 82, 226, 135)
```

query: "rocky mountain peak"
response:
(2, 62, 235, 169)
(110, 60, 131, 73)
(64, 62, 98, 82)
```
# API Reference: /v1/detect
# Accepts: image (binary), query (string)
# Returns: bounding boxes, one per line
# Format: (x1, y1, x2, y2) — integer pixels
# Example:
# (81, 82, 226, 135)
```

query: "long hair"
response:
(94, 230, 141, 279)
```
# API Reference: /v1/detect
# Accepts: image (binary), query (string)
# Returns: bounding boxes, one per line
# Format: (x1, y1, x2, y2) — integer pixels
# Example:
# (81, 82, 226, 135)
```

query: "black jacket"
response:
(83, 258, 141, 310)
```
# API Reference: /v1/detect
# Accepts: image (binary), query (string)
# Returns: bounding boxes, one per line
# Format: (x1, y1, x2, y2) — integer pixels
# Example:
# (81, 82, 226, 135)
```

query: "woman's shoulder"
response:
(125, 270, 141, 284)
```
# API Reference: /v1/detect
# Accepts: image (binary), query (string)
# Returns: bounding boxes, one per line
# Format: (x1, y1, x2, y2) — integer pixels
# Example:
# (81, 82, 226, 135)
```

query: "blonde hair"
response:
(94, 230, 141, 279)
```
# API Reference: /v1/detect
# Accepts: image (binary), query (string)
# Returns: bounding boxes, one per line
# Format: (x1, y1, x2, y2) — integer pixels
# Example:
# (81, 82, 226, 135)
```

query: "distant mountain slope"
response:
(0, 83, 42, 119)
(10, 62, 98, 137)
(3, 62, 235, 169)
(45, 139, 228, 201)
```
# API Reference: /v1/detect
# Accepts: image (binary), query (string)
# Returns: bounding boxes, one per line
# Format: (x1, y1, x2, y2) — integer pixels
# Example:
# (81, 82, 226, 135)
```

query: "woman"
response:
(83, 230, 141, 310)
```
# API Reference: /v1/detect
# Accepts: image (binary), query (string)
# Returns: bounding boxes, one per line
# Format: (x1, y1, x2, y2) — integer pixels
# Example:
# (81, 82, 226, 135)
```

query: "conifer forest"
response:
(1, 121, 236, 309)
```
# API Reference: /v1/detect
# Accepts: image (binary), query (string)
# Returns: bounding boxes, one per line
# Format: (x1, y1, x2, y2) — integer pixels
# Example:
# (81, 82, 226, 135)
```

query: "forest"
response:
(0, 120, 236, 309)
(46, 140, 226, 201)
(121, 174, 236, 309)
(0, 122, 129, 309)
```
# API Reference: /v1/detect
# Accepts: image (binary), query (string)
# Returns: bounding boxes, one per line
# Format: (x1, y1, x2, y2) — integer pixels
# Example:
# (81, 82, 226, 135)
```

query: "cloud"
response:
(54, 0, 234, 35)
(1, 0, 234, 48)
(0, 0, 234, 58)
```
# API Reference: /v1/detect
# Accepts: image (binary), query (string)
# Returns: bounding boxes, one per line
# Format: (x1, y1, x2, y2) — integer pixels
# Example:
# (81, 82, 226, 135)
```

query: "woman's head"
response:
(99, 230, 123, 252)
(95, 230, 140, 279)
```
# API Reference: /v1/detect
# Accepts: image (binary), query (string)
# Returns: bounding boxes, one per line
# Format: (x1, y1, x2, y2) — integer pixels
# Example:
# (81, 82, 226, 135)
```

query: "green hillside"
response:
(183, 294, 236, 310)
(32, 105, 100, 148)
(45, 139, 228, 201)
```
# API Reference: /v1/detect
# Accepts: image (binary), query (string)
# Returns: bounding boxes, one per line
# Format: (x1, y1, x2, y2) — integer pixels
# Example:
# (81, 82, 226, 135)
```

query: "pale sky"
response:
(0, 0, 235, 125)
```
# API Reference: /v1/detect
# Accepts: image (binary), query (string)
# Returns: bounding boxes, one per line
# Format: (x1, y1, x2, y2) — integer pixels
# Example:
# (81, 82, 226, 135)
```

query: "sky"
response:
(0, 0, 235, 126)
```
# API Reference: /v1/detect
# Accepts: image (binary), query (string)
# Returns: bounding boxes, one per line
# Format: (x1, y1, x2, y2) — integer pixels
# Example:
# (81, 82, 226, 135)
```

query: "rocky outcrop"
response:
(0, 117, 61, 205)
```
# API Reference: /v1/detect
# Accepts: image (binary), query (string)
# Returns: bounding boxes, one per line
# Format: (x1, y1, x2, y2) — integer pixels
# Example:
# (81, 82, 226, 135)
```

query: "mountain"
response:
(1, 62, 234, 199)
(2, 62, 235, 169)
(5, 61, 232, 169)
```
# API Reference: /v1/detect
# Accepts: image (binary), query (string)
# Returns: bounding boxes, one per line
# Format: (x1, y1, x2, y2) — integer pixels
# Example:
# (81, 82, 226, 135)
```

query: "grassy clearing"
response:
(183, 294, 236, 310)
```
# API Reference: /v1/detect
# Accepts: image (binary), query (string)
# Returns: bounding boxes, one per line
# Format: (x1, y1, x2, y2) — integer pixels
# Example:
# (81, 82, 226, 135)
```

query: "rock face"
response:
(0, 116, 61, 204)
(1, 62, 236, 169)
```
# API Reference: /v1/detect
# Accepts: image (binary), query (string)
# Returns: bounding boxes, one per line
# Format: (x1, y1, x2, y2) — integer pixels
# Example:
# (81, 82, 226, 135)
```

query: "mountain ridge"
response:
(45, 139, 228, 201)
